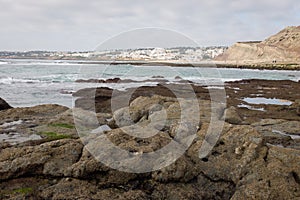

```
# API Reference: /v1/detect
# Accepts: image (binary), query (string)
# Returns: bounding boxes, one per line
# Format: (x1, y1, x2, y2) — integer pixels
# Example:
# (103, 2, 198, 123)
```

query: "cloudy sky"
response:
(0, 0, 299, 51)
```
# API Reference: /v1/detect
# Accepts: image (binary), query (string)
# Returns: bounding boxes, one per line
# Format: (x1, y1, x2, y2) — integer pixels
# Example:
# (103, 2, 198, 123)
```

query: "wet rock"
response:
(92, 127, 171, 154)
(40, 178, 149, 200)
(151, 156, 198, 183)
(226, 79, 300, 123)
(113, 107, 136, 127)
(290, 99, 300, 116)
(271, 120, 300, 135)
(74, 84, 211, 114)
(251, 118, 286, 126)
(190, 123, 300, 199)
(0, 139, 83, 180)
(129, 95, 173, 117)
(1, 82, 300, 199)
(112, 95, 174, 128)
(259, 130, 292, 145)
(292, 99, 300, 116)
(152, 75, 164, 79)
(65, 147, 110, 178)
(0, 104, 68, 122)
(0, 104, 71, 146)
(152, 180, 234, 200)
(1, 116, 300, 199)
(252, 119, 300, 148)
(75, 78, 134, 84)
(232, 145, 300, 200)
(222, 106, 243, 124)
(0, 97, 12, 111)
(74, 87, 114, 113)
(72, 108, 109, 129)
(148, 102, 180, 132)
(189, 125, 265, 182)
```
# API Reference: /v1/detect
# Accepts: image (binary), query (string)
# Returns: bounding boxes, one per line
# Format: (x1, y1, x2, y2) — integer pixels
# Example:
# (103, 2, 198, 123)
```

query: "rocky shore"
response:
(1, 79, 300, 199)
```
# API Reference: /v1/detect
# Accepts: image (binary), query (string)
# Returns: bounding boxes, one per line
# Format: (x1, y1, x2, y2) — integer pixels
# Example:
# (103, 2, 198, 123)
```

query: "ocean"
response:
(1, 59, 300, 108)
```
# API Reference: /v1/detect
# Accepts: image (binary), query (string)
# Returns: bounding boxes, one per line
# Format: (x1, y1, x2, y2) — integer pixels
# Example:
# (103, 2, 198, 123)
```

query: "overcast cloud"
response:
(0, 0, 299, 51)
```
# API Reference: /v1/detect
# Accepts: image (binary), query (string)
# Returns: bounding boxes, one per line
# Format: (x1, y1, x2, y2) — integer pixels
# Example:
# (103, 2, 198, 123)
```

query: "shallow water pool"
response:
(242, 97, 293, 106)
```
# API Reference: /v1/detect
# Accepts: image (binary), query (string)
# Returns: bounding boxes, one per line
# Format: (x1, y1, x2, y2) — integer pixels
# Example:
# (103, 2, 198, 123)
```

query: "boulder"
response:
(222, 106, 243, 124)
(113, 107, 136, 127)
(0, 139, 83, 180)
(0, 97, 12, 110)
(112, 95, 173, 128)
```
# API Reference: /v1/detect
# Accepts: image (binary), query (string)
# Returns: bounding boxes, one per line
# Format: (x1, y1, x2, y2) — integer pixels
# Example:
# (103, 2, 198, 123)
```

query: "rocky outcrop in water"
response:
(0, 97, 12, 111)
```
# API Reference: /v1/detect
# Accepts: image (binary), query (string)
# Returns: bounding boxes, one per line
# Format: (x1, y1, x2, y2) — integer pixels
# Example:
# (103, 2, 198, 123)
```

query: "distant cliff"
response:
(216, 26, 300, 64)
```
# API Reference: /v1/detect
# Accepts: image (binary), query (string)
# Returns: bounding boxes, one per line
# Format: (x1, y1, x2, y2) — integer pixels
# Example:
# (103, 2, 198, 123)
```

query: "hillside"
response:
(216, 26, 300, 64)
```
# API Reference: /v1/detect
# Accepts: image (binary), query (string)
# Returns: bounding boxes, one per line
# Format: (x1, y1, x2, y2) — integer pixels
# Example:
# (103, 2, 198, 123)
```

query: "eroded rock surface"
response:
(1, 82, 300, 199)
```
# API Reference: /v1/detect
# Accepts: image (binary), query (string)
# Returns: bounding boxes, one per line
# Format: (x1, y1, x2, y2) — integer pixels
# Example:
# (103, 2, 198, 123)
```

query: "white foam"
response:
(9, 61, 83, 66)
(0, 61, 8, 65)
(0, 77, 42, 84)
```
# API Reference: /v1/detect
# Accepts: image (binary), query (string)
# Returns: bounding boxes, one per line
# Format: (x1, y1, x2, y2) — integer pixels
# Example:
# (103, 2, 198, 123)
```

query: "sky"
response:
(0, 0, 299, 51)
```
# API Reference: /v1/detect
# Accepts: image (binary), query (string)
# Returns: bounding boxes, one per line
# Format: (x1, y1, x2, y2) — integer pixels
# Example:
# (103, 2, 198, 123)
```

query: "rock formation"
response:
(0, 97, 12, 111)
(1, 81, 300, 199)
(216, 26, 300, 64)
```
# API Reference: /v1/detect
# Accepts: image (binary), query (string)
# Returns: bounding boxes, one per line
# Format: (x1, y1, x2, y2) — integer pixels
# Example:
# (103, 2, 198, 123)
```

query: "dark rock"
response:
(75, 78, 121, 83)
(0, 97, 12, 110)
(291, 99, 300, 116)
(73, 83, 211, 114)
(226, 79, 300, 123)
(152, 75, 164, 78)
(251, 119, 300, 149)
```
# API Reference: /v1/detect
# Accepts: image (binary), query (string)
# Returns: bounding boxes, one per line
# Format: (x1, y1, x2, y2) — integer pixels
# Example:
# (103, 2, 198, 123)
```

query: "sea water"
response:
(1, 59, 300, 108)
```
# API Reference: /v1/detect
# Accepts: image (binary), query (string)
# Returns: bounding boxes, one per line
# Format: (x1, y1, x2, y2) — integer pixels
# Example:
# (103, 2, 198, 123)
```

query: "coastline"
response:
(1, 79, 300, 199)
(2, 58, 300, 70)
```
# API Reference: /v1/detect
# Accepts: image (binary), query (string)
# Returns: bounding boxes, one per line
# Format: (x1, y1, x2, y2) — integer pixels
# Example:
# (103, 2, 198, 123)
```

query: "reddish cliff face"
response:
(215, 26, 300, 64)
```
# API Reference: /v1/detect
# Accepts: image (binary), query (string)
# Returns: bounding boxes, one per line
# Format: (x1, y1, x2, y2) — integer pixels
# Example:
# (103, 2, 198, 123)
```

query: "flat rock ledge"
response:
(1, 124, 299, 199)
(0, 91, 300, 199)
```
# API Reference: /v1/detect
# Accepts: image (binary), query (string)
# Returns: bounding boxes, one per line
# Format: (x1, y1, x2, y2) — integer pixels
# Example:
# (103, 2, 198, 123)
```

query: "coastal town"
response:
(0, 46, 227, 61)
